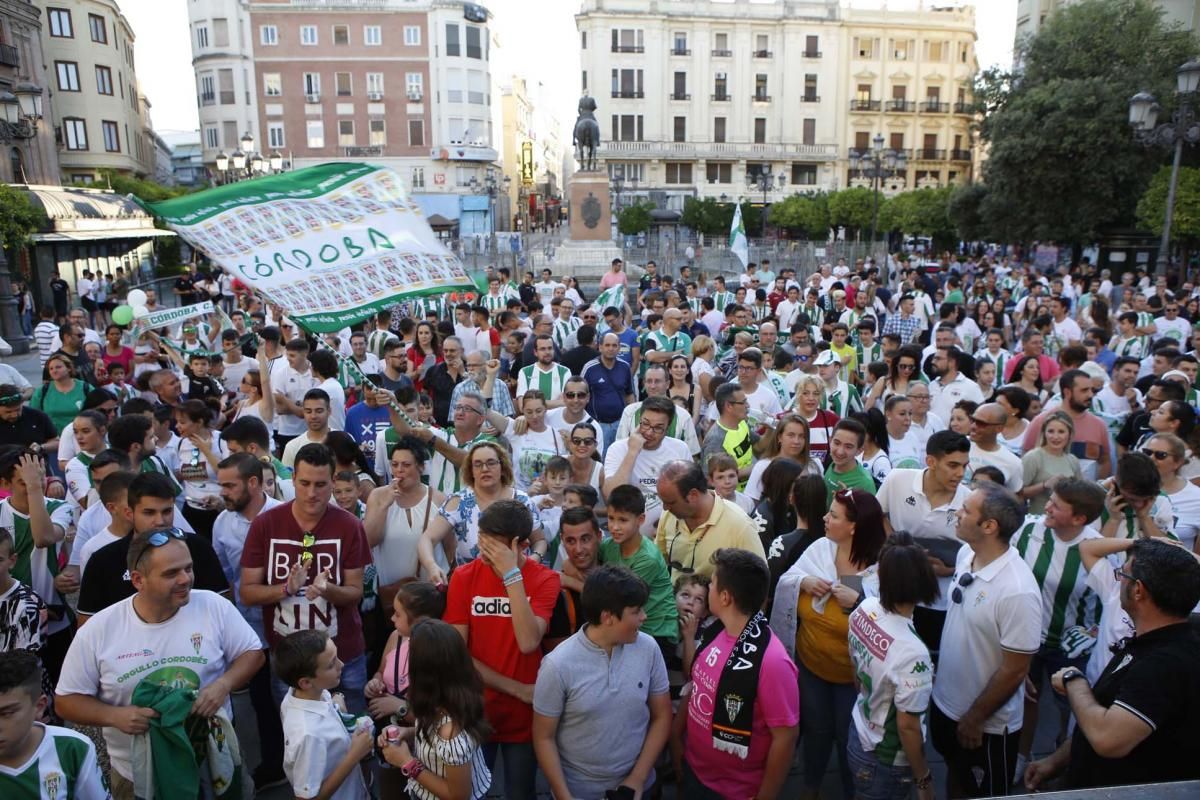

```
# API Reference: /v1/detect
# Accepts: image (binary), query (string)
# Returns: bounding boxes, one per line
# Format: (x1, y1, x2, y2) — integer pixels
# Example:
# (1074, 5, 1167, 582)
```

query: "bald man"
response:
(968, 402, 1023, 492)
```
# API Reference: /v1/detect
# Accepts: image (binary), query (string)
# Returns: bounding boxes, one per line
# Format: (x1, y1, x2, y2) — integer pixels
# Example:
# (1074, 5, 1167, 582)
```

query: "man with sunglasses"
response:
(59, 524, 263, 800)
(967, 403, 1023, 493)
(545, 376, 608, 455)
(931, 483, 1041, 799)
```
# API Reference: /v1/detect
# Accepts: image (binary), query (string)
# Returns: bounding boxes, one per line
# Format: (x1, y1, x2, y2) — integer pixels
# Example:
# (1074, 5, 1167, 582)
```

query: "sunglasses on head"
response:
(132, 527, 187, 569)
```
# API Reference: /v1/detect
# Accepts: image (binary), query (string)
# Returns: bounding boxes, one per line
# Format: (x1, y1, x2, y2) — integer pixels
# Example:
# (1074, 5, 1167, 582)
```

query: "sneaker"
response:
(253, 765, 288, 794)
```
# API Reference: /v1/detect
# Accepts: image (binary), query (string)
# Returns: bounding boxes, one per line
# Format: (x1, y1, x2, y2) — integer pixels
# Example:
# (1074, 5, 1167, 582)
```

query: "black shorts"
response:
(80, 297, 97, 312)
(930, 701, 1021, 798)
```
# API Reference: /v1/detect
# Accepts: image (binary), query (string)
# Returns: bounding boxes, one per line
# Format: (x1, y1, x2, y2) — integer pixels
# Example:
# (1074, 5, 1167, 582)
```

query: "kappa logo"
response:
(472, 596, 514, 617)
(911, 661, 931, 674)
(905, 496, 917, 507)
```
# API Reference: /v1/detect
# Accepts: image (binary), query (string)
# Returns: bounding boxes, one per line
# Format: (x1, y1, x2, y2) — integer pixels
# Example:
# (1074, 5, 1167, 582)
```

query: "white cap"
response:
(815, 349, 842, 366)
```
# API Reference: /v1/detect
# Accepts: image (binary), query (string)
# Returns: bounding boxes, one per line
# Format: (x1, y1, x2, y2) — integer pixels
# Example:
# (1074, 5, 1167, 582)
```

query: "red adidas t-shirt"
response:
(444, 558, 560, 742)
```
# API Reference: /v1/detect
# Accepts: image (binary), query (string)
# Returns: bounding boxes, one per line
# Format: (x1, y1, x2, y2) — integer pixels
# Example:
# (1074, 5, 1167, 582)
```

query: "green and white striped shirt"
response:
(1013, 519, 1103, 648)
(2, 498, 73, 635)
(711, 291, 735, 312)
(517, 362, 573, 401)
(551, 317, 582, 350)
(482, 292, 508, 315)
(366, 328, 399, 360)
(820, 381, 863, 418)
(0, 723, 108, 800)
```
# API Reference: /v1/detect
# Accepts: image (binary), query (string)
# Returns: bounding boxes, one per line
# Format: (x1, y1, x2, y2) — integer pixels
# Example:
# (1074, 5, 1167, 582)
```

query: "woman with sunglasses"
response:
(771, 488, 886, 800)
(1020, 410, 1082, 515)
(865, 344, 922, 412)
(743, 412, 821, 502)
(564, 422, 605, 519)
(1139, 433, 1200, 551)
(419, 442, 546, 586)
(1143, 399, 1200, 485)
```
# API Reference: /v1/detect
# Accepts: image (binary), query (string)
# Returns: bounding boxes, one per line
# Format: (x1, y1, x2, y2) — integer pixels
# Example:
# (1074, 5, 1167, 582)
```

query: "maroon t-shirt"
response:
(241, 501, 372, 660)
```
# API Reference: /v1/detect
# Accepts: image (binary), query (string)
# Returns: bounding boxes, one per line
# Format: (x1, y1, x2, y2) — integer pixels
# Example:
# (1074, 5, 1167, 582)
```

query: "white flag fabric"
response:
(593, 284, 626, 312)
(729, 204, 749, 269)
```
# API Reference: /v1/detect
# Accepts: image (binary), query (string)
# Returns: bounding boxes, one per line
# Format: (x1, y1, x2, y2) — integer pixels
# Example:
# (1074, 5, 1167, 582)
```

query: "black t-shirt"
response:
(1116, 410, 1152, 451)
(76, 531, 229, 616)
(174, 276, 195, 304)
(423, 364, 465, 427)
(1067, 622, 1200, 788)
(49, 279, 69, 307)
(546, 587, 583, 642)
(0, 407, 58, 448)
(561, 345, 598, 376)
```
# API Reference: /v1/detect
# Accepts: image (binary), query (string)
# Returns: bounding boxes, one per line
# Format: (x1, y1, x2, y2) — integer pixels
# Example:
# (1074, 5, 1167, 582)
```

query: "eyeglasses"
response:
(797, 355, 811, 362)
(471, 459, 501, 470)
(950, 572, 976, 604)
(639, 422, 667, 434)
(564, 391, 589, 399)
(970, 417, 1000, 427)
(1142, 448, 1172, 462)
(131, 527, 187, 569)
(570, 437, 596, 446)
(454, 404, 483, 415)
(1114, 567, 1137, 584)
(727, 399, 748, 406)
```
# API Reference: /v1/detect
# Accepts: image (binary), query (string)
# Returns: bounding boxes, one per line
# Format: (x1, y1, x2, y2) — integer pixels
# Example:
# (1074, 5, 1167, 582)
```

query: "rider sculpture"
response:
(573, 93, 601, 172)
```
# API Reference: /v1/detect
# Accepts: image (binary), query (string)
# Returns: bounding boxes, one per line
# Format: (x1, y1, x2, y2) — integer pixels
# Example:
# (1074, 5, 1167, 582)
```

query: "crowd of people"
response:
(1, 252, 1200, 800)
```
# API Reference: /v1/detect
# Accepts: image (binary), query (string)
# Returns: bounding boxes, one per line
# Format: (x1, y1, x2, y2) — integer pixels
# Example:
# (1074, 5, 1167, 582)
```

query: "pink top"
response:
(598, 270, 627, 290)
(381, 637, 411, 695)
(684, 628, 799, 797)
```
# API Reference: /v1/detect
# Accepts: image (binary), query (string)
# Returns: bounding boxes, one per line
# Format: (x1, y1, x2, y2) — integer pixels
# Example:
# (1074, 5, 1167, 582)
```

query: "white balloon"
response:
(127, 289, 147, 307)
(132, 305, 150, 319)
(685, 246, 695, 259)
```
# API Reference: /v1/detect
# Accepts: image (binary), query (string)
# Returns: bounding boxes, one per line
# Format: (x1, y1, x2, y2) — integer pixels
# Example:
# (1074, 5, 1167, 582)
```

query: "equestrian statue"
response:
(573, 93, 601, 172)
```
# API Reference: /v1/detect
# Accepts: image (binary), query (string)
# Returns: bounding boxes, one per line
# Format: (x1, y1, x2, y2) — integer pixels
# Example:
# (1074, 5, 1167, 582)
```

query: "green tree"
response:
(827, 187, 877, 236)
(681, 197, 725, 236)
(1136, 165, 1200, 241)
(617, 201, 654, 236)
(99, 169, 193, 203)
(977, 0, 1196, 243)
(768, 192, 830, 238)
(0, 184, 46, 252)
(948, 183, 989, 242)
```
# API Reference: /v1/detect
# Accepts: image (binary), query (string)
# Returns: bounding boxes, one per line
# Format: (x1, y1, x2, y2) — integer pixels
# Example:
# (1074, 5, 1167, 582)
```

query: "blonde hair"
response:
(1039, 410, 1075, 449)
(691, 334, 714, 359)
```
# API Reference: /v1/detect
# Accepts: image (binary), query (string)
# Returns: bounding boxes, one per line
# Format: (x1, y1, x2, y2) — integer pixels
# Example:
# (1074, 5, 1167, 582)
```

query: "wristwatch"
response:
(1061, 667, 1088, 687)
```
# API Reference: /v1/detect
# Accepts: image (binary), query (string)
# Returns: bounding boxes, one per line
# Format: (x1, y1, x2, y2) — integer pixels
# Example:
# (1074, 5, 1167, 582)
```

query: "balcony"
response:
(950, 149, 973, 162)
(914, 148, 946, 160)
(922, 101, 950, 113)
(611, 45, 644, 53)
(368, 91, 384, 101)
(801, 94, 820, 103)
(711, 49, 732, 57)
(669, 93, 690, 101)
(954, 102, 973, 114)
(803, 50, 822, 58)
(886, 100, 915, 112)
(0, 44, 18, 69)
(611, 90, 644, 99)
(850, 99, 880, 111)
(753, 94, 771, 103)
(754, 50, 772, 58)
(671, 48, 690, 56)
(305, 92, 321, 103)
(597, 140, 840, 162)
(711, 92, 731, 101)
(200, 92, 215, 106)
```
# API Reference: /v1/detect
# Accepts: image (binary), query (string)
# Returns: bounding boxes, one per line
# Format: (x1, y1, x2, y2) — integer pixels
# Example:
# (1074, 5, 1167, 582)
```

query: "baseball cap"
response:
(814, 350, 842, 366)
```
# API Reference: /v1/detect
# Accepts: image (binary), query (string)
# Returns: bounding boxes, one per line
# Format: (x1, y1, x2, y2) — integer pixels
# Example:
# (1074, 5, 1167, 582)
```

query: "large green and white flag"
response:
(139, 163, 473, 333)
(729, 203, 749, 269)
(593, 284, 626, 312)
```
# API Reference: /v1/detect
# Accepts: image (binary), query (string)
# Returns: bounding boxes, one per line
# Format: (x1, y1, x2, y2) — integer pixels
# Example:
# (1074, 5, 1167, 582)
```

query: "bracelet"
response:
(915, 771, 933, 789)
(501, 567, 521, 582)
(282, 582, 294, 598)
(503, 573, 525, 588)
(400, 757, 424, 779)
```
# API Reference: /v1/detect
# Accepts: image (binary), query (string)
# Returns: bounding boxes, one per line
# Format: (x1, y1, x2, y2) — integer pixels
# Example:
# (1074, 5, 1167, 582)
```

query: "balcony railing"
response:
(711, 49, 732, 57)
(954, 101, 973, 114)
(922, 101, 950, 113)
(801, 94, 820, 103)
(886, 100, 915, 112)
(754, 50, 772, 58)
(950, 149, 973, 162)
(611, 45, 644, 53)
(850, 99, 880, 111)
(0, 44, 18, 68)
(597, 140, 840, 161)
(670, 93, 690, 100)
(849, 147, 914, 159)
(754, 94, 771, 103)
(612, 90, 644, 98)
(671, 48, 690, 56)
(711, 92, 731, 101)
(914, 148, 946, 160)
(803, 50, 822, 58)
(200, 92, 215, 106)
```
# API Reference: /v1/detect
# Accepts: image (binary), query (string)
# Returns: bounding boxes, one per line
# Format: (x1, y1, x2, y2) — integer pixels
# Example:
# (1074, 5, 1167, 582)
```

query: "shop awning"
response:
(30, 229, 176, 242)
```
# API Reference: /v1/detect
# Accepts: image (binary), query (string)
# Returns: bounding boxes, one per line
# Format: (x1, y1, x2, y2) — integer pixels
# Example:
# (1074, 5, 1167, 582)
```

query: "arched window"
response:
(9, 147, 25, 183)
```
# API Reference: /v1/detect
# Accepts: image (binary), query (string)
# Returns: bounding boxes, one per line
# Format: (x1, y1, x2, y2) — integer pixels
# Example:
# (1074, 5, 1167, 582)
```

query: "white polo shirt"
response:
(281, 689, 370, 800)
(931, 545, 1042, 734)
(877, 468, 970, 610)
(929, 373, 983, 427)
(967, 442, 1023, 493)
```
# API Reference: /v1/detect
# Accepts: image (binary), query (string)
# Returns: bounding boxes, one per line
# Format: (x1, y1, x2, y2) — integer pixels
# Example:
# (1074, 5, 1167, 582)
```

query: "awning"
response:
(30, 229, 177, 242)
(426, 214, 457, 229)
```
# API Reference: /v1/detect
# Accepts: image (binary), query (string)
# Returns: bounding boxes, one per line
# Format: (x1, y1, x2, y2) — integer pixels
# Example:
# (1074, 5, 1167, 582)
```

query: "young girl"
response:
(64, 409, 107, 509)
(1020, 410, 1082, 515)
(366, 582, 447, 721)
(377, 618, 492, 800)
(102, 362, 137, 405)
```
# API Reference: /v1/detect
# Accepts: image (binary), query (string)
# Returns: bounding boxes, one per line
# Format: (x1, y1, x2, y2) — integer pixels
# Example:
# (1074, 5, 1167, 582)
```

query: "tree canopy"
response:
(1136, 165, 1200, 241)
(616, 201, 653, 235)
(767, 192, 830, 239)
(0, 184, 46, 252)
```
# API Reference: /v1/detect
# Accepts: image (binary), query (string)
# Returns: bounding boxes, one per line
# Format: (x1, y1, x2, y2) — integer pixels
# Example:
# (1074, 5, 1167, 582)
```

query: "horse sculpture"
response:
(573, 94, 601, 172)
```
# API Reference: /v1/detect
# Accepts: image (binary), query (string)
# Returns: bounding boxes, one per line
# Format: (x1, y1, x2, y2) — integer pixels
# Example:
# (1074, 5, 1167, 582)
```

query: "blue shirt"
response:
(344, 403, 392, 465)
(1093, 346, 1117, 373)
(582, 357, 634, 423)
(612, 327, 639, 367)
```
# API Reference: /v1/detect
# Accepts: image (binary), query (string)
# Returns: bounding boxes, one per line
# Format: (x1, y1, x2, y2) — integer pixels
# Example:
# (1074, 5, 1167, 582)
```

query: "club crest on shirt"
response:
(724, 693, 744, 720)
(44, 771, 61, 800)
(191, 632, 204, 654)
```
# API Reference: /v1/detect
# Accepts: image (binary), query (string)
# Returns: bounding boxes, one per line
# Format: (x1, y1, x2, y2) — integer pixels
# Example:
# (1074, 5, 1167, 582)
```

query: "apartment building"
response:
(188, 0, 259, 166)
(1016, 0, 1199, 58)
(0, 0, 59, 184)
(41, 0, 153, 183)
(576, 0, 977, 210)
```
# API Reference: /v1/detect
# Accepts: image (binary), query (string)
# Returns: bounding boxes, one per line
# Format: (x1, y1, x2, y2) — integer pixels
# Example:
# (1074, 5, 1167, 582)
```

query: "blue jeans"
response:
(482, 741, 535, 799)
(271, 652, 367, 716)
(847, 730, 916, 800)
(798, 660, 856, 796)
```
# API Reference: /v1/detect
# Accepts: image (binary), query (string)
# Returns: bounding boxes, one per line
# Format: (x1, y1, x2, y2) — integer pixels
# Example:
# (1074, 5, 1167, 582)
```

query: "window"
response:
(714, 117, 726, 143)
(213, 18, 229, 48)
(405, 73, 422, 99)
(338, 120, 355, 146)
(805, 35, 819, 57)
(219, 69, 235, 104)
(445, 24, 460, 56)
(465, 26, 482, 59)
(364, 25, 381, 46)
(408, 119, 424, 146)
(62, 118, 86, 150)
(673, 72, 687, 99)
(714, 32, 729, 54)
(803, 74, 818, 102)
(673, 32, 687, 54)
(102, 120, 119, 152)
(268, 122, 285, 149)
(854, 37, 877, 59)
(926, 41, 946, 61)
(369, 119, 386, 146)
(802, 118, 816, 145)
(300, 25, 318, 46)
(892, 38, 910, 60)
(610, 114, 641, 142)
(754, 118, 766, 144)
(303, 73, 320, 98)
(922, 133, 938, 157)
(306, 120, 324, 148)
(714, 73, 727, 99)
(706, 163, 732, 184)
(610, 28, 643, 53)
(960, 42, 971, 63)
(856, 83, 873, 102)
(410, 167, 424, 188)
(329, 24, 348, 45)
(223, 121, 238, 148)
(855, 131, 870, 151)
(367, 73, 384, 97)
(264, 73, 282, 96)
(336, 72, 352, 97)
(673, 116, 686, 142)
(195, 26, 208, 49)
(892, 85, 908, 100)
(792, 164, 817, 185)
(91, 66, 112, 95)
(260, 25, 278, 46)
(756, 34, 769, 54)
(204, 126, 219, 148)
(446, 70, 463, 103)
(55, 62, 80, 92)
(665, 163, 692, 184)
(89, 13, 106, 43)
(199, 73, 215, 105)
(48, 8, 72, 38)
(755, 74, 768, 101)
(612, 68, 643, 98)
(891, 133, 905, 150)
(404, 26, 421, 46)
(467, 71, 485, 104)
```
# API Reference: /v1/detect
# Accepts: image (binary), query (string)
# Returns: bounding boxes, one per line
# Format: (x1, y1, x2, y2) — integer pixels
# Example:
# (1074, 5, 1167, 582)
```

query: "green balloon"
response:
(112, 305, 133, 326)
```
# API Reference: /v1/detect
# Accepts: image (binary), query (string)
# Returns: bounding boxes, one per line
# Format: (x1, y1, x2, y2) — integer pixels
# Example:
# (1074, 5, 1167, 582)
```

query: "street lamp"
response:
(849, 134, 907, 256)
(0, 82, 43, 142)
(212, 131, 287, 184)
(746, 168, 786, 205)
(1129, 59, 1200, 278)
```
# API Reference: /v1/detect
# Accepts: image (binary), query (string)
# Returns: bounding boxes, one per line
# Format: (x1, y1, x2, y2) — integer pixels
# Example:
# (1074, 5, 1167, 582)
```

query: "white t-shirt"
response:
(968, 442, 1024, 493)
(604, 436, 691, 535)
(931, 546, 1042, 734)
(1052, 316, 1083, 345)
(271, 361, 316, 437)
(848, 598, 934, 766)
(887, 430, 925, 471)
(1154, 315, 1190, 344)
(77, 527, 121, 577)
(1084, 559, 1134, 685)
(545, 408, 608, 455)
(55, 590, 261, 781)
(316, 377, 347, 432)
(535, 280, 565, 305)
(908, 413, 946, 455)
(1165, 481, 1200, 551)
(508, 425, 566, 492)
(280, 689, 370, 800)
(929, 374, 983, 426)
(175, 431, 227, 509)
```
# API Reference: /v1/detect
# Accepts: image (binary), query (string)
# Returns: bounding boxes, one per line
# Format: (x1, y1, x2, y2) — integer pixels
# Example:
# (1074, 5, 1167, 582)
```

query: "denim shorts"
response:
(847, 731, 916, 800)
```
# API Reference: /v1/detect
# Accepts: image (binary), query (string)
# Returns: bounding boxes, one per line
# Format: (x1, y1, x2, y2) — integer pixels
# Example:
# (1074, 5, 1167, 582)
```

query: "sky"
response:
(123, 0, 1017, 140)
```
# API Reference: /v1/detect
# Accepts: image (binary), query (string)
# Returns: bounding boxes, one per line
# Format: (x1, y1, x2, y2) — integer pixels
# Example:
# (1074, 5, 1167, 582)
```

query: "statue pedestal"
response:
(568, 171, 612, 241)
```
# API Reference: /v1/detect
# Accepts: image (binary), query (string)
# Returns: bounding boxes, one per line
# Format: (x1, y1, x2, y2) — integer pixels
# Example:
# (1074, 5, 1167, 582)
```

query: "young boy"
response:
(183, 351, 224, 403)
(824, 419, 876, 501)
(75, 472, 135, 577)
(0, 651, 107, 799)
(332, 471, 365, 519)
(531, 457, 572, 569)
(1109, 311, 1145, 360)
(666, 574, 711, 705)
(706, 453, 755, 514)
(600, 485, 678, 657)
(828, 323, 856, 381)
(102, 362, 137, 405)
(561, 483, 599, 512)
(275, 630, 373, 800)
(853, 319, 881, 385)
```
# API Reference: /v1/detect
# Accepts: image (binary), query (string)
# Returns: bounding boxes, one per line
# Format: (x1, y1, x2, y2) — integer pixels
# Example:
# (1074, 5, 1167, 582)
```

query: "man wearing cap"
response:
(0, 385, 58, 452)
(816, 349, 862, 417)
